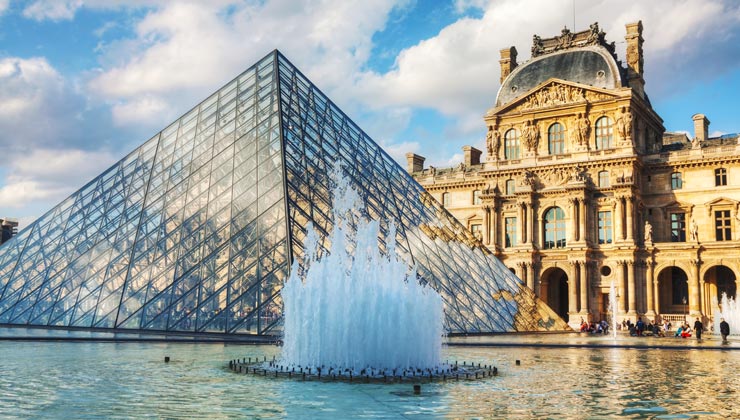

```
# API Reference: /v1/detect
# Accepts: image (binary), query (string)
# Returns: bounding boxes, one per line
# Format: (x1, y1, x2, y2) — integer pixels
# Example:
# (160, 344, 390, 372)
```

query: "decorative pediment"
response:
(489, 79, 620, 116)
(705, 197, 738, 207)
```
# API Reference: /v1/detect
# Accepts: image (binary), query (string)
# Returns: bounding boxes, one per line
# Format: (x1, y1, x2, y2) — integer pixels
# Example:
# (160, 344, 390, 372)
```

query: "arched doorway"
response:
(704, 265, 737, 310)
(541, 267, 569, 321)
(657, 266, 689, 319)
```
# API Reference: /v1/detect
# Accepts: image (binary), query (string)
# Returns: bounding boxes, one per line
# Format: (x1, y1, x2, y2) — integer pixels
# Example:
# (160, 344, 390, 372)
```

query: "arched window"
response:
(595, 116, 613, 150)
(548, 123, 565, 155)
(442, 192, 450, 207)
(543, 207, 566, 249)
(598, 170, 610, 187)
(504, 129, 520, 160)
(472, 190, 482, 205)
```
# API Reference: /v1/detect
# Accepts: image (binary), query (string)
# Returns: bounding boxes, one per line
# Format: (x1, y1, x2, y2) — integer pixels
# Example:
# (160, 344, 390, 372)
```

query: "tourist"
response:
(693, 318, 704, 340)
(675, 324, 684, 337)
(636, 317, 645, 336)
(681, 323, 692, 338)
(663, 320, 671, 332)
(720, 318, 730, 343)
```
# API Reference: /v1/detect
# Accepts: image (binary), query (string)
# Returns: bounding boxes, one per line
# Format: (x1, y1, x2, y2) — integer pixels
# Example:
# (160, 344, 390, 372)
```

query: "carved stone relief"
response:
(519, 82, 612, 111)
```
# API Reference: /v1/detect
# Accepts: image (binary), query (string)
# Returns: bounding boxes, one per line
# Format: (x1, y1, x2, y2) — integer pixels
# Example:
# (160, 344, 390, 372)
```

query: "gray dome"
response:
(496, 46, 624, 107)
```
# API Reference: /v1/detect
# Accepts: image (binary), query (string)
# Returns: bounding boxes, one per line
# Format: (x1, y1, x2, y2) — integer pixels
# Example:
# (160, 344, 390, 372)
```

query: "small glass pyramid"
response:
(0, 51, 567, 335)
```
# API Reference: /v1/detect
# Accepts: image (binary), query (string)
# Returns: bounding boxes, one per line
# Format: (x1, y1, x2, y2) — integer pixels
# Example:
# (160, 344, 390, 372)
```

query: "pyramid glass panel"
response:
(0, 51, 567, 335)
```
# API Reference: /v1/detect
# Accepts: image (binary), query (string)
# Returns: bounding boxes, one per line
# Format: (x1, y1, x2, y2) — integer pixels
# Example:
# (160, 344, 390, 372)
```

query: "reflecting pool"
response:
(1, 332, 739, 418)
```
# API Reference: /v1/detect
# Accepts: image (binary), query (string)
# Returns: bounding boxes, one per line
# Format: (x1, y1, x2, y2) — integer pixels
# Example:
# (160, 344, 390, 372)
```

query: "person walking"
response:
(720, 318, 730, 343)
(694, 317, 704, 340)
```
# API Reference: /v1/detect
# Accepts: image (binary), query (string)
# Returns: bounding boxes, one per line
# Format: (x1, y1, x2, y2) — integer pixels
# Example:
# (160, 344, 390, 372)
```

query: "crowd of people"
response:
(579, 316, 732, 343)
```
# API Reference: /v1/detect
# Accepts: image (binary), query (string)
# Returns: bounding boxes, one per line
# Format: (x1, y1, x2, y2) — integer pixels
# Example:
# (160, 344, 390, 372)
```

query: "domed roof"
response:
(496, 45, 625, 107)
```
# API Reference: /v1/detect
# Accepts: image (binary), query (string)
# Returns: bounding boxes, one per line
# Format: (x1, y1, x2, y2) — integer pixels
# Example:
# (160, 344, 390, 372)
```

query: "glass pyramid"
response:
(0, 51, 567, 335)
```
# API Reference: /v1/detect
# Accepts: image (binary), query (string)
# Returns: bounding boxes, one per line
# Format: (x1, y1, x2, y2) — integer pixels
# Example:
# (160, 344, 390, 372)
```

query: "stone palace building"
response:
(407, 22, 740, 328)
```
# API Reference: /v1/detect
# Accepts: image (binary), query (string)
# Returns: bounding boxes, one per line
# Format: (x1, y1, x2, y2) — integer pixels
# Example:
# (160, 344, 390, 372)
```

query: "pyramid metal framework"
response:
(0, 51, 568, 335)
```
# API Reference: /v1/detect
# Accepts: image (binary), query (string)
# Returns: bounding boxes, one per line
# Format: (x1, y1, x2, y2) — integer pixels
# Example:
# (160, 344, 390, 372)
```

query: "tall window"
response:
(470, 224, 482, 240)
(505, 217, 517, 247)
(671, 268, 689, 305)
(598, 211, 612, 244)
(543, 207, 566, 249)
(473, 190, 482, 205)
(715, 168, 727, 186)
(715, 210, 732, 241)
(595, 116, 614, 150)
(442, 192, 450, 207)
(671, 212, 686, 242)
(504, 129, 520, 160)
(548, 123, 565, 155)
(505, 179, 515, 195)
(598, 171, 610, 187)
(671, 172, 683, 190)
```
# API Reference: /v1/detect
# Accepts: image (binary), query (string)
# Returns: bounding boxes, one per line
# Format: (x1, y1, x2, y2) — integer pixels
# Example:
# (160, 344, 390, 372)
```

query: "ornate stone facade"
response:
(408, 21, 740, 329)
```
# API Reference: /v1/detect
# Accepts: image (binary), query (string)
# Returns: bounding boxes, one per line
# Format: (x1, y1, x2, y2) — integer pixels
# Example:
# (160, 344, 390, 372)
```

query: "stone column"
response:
(579, 261, 589, 316)
(654, 278, 660, 316)
(625, 197, 634, 241)
(567, 198, 577, 243)
(482, 206, 490, 245)
(578, 198, 587, 243)
(627, 260, 637, 315)
(690, 259, 701, 316)
(527, 202, 535, 245)
(617, 260, 626, 314)
(615, 197, 624, 241)
(568, 261, 578, 316)
(491, 205, 499, 249)
(700, 279, 706, 317)
(518, 202, 526, 245)
(645, 261, 656, 317)
(527, 262, 536, 292)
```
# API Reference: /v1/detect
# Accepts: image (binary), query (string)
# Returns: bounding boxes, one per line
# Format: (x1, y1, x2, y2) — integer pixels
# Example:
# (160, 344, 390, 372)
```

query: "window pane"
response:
(544, 207, 566, 249)
(671, 213, 686, 242)
(595, 117, 613, 149)
(548, 123, 564, 155)
(505, 217, 517, 247)
(598, 211, 612, 244)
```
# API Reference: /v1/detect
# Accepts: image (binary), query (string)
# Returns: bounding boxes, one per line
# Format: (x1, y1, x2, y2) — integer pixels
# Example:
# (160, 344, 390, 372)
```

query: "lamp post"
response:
(682, 296, 687, 323)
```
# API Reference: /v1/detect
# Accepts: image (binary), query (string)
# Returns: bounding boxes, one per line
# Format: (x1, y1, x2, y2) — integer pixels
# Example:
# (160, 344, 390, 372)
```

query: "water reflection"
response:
(0, 338, 738, 418)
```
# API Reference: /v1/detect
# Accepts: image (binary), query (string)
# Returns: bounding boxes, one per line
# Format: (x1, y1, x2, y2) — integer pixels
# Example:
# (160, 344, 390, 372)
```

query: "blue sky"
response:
(1, 0, 739, 226)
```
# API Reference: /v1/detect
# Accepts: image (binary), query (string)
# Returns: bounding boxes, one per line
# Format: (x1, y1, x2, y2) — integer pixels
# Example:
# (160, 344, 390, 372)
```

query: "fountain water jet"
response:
(280, 163, 445, 373)
(713, 293, 740, 336)
(608, 280, 618, 339)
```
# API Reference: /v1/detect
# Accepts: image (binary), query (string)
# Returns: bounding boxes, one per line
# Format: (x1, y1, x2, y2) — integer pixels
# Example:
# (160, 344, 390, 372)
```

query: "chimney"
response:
(624, 21, 645, 97)
(499, 46, 518, 83)
(692, 114, 710, 143)
(462, 146, 482, 166)
(405, 152, 425, 173)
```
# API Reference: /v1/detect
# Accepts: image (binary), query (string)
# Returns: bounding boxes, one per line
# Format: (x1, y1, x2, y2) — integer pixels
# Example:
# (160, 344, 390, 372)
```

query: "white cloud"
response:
(0, 0, 9, 15)
(0, 148, 117, 209)
(88, 0, 406, 130)
(352, 0, 740, 137)
(22, 0, 83, 21)
(0, 57, 85, 152)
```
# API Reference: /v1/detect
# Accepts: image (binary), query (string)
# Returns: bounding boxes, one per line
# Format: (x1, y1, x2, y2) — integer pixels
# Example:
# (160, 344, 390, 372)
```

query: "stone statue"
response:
(522, 120, 539, 153)
(522, 170, 536, 187)
(487, 126, 500, 158)
(624, 111, 633, 138)
(691, 136, 702, 149)
(531, 34, 544, 57)
(644, 220, 653, 243)
(615, 107, 627, 140)
(690, 219, 699, 242)
(574, 113, 590, 147)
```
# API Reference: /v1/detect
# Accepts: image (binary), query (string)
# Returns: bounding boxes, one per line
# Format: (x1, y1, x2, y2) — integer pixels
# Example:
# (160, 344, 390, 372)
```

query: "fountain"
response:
(229, 163, 496, 382)
(608, 280, 618, 339)
(713, 293, 740, 336)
